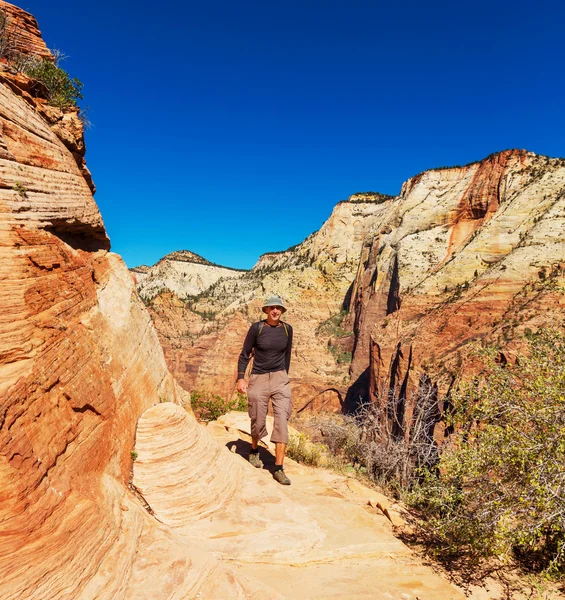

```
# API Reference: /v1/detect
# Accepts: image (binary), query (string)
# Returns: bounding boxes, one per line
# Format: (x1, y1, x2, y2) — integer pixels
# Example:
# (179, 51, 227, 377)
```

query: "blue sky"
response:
(17, 0, 565, 269)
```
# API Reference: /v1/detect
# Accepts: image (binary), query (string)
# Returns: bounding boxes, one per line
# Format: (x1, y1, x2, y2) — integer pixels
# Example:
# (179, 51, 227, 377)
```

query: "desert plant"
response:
(12, 182, 28, 198)
(21, 55, 83, 107)
(329, 344, 352, 364)
(287, 433, 325, 467)
(305, 379, 441, 495)
(189, 389, 247, 422)
(409, 329, 565, 575)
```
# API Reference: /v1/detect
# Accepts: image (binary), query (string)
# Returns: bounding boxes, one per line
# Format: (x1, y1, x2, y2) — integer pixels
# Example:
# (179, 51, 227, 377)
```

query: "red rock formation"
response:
(346, 150, 565, 424)
(0, 1, 52, 60)
(0, 6, 269, 597)
(143, 198, 391, 413)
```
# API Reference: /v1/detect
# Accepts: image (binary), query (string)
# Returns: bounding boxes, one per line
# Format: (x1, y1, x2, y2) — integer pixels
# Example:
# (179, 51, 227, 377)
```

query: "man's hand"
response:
(236, 379, 248, 394)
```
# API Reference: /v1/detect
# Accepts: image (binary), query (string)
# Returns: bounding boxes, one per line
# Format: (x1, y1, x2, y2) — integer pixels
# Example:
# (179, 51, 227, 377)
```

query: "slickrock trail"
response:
(134, 405, 465, 600)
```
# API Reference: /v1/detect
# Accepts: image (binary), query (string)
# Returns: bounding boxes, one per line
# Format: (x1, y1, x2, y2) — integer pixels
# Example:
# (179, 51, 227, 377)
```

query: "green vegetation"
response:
(130, 450, 138, 461)
(328, 345, 352, 364)
(287, 431, 347, 472)
(348, 192, 395, 204)
(409, 329, 565, 576)
(189, 390, 247, 422)
(287, 433, 327, 467)
(20, 54, 83, 108)
(12, 182, 28, 198)
(316, 310, 351, 338)
(0, 8, 83, 109)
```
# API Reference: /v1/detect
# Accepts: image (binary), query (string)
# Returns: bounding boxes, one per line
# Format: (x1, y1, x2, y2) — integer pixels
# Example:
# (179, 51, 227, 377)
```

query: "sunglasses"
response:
(266, 306, 283, 311)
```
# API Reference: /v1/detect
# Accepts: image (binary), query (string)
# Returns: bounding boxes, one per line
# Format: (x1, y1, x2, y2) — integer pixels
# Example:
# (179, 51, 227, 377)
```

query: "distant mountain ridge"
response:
(132, 249, 248, 302)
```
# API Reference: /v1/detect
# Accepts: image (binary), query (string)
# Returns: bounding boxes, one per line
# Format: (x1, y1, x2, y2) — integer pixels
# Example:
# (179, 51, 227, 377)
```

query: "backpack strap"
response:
(255, 320, 265, 340)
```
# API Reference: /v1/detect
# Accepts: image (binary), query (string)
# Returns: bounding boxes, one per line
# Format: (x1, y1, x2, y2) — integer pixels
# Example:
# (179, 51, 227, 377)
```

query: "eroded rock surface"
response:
(144, 156, 565, 420)
(134, 405, 466, 600)
(0, 5, 269, 596)
(133, 249, 247, 302)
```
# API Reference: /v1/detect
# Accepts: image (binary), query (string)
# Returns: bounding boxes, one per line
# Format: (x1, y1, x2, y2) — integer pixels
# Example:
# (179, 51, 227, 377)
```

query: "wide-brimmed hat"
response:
(262, 295, 287, 313)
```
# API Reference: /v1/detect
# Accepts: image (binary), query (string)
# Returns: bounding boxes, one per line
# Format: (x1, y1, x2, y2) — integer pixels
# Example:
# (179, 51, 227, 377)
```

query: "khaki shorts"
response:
(247, 370, 292, 444)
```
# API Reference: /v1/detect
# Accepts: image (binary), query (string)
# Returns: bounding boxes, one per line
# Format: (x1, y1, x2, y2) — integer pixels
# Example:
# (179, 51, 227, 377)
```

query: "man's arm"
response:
(285, 324, 293, 374)
(237, 322, 257, 380)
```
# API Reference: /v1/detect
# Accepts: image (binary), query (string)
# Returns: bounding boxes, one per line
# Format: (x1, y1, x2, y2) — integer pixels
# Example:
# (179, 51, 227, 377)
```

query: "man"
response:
(236, 295, 293, 485)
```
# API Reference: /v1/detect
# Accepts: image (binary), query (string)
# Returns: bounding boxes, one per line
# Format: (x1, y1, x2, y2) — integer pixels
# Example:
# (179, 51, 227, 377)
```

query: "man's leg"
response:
(271, 371, 292, 484)
(275, 442, 287, 467)
(248, 374, 269, 467)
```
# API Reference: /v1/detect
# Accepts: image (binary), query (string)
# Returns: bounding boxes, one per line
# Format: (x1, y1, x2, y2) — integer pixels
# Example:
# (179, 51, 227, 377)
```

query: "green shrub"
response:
(287, 430, 347, 472)
(22, 55, 83, 108)
(409, 329, 565, 575)
(316, 310, 351, 338)
(287, 433, 325, 466)
(190, 389, 247, 422)
(329, 344, 352, 364)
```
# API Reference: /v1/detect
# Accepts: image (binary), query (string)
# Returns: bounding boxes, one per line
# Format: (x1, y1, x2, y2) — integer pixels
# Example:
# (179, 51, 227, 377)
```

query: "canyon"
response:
(141, 151, 565, 426)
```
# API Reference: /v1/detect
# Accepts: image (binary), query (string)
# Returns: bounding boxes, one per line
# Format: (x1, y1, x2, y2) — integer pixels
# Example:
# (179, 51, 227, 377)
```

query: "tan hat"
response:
(262, 295, 287, 313)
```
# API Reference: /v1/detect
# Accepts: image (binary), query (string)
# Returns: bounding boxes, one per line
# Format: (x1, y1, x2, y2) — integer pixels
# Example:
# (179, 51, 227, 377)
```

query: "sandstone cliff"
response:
(0, 4, 535, 598)
(145, 151, 565, 425)
(145, 197, 391, 411)
(345, 150, 565, 419)
(0, 4, 267, 597)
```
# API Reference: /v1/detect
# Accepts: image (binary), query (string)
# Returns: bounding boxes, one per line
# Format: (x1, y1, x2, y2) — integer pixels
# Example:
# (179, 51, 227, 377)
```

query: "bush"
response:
(309, 383, 440, 495)
(287, 430, 348, 472)
(287, 433, 325, 467)
(20, 55, 83, 108)
(410, 329, 565, 575)
(189, 390, 247, 422)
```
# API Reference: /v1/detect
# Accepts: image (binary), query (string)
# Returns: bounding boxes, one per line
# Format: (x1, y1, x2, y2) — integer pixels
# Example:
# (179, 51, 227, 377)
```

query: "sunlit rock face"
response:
(133, 249, 247, 302)
(144, 198, 392, 412)
(345, 149, 565, 409)
(0, 3, 263, 597)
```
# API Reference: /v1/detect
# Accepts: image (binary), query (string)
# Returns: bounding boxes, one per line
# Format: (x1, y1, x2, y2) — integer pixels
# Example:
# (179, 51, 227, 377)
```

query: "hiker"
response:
(236, 295, 293, 485)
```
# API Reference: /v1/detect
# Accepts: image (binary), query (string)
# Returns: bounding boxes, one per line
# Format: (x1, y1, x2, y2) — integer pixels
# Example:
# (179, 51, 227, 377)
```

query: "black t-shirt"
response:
(237, 321, 293, 379)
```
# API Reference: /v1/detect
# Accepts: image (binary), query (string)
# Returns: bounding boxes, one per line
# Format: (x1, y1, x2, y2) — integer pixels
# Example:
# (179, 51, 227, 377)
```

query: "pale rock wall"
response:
(136, 253, 246, 301)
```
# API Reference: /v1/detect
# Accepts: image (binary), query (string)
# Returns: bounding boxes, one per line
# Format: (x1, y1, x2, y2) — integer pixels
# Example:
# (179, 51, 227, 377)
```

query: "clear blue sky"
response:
(17, 0, 565, 269)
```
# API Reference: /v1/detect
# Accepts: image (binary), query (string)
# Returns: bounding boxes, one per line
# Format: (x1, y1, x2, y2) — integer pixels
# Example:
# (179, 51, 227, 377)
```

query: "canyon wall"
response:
(134, 249, 247, 301)
(345, 150, 565, 415)
(0, 4, 265, 597)
(144, 152, 565, 422)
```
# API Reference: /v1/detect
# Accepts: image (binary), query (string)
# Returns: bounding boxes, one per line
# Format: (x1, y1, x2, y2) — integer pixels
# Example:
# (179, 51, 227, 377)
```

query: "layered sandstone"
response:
(0, 1, 52, 60)
(132, 404, 466, 600)
(0, 5, 267, 597)
(345, 150, 565, 414)
(134, 249, 246, 301)
(145, 198, 391, 411)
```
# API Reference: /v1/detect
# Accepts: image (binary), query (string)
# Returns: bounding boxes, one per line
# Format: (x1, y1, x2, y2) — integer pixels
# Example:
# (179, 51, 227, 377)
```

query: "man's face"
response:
(266, 306, 283, 321)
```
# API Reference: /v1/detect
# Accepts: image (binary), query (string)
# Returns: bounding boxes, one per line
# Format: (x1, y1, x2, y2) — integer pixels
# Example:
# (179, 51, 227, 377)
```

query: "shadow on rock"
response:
(225, 439, 277, 471)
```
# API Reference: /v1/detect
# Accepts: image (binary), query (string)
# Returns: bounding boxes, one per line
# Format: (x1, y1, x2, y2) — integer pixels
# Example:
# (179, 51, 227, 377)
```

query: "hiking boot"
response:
(273, 469, 291, 485)
(248, 452, 263, 468)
